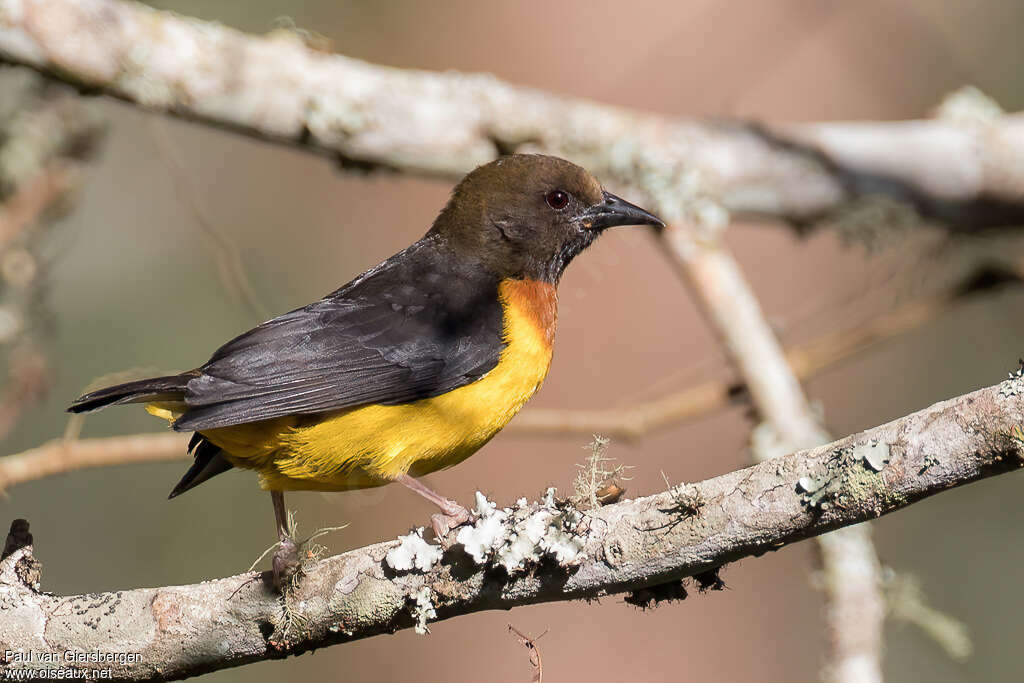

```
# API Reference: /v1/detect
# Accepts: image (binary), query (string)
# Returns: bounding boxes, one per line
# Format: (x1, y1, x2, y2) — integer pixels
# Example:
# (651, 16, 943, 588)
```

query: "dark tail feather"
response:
(168, 435, 234, 499)
(68, 374, 191, 413)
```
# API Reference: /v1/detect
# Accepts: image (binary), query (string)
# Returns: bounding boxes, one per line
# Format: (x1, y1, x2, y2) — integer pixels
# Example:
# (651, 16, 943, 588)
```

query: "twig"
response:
(0, 345, 48, 442)
(882, 570, 972, 662)
(0, 161, 78, 252)
(0, 432, 189, 492)
(508, 624, 547, 683)
(0, 380, 1020, 681)
(146, 118, 268, 321)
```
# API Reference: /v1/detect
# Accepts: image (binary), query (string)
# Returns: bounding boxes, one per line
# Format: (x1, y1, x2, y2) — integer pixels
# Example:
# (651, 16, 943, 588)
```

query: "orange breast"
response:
(499, 278, 557, 348)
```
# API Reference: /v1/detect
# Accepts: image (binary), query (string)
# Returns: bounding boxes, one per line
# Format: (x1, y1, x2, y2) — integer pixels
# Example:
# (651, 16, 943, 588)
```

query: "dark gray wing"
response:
(172, 240, 505, 432)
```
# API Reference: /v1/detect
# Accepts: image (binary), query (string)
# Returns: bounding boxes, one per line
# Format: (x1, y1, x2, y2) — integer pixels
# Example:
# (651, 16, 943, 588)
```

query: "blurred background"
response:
(3, 0, 1024, 681)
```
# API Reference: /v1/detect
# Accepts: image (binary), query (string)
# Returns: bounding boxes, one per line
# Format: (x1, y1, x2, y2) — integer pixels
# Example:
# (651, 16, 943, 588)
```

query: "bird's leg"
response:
(270, 491, 299, 591)
(396, 474, 472, 540)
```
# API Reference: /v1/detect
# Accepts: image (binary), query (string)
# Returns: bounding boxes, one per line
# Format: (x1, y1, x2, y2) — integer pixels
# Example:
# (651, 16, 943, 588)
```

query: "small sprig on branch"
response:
(571, 435, 632, 508)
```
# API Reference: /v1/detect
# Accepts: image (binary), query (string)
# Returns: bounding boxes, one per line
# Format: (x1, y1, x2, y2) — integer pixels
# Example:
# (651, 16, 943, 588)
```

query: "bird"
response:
(69, 154, 664, 588)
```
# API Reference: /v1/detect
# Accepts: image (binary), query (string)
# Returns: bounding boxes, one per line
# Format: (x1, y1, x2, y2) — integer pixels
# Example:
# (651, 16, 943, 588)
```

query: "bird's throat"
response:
(498, 278, 557, 348)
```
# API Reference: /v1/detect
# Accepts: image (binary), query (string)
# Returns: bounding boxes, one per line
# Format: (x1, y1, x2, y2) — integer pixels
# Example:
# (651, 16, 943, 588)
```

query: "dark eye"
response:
(545, 189, 570, 210)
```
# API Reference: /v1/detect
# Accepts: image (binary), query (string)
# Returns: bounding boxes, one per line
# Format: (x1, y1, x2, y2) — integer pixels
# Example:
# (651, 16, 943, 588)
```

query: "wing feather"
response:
(172, 240, 505, 432)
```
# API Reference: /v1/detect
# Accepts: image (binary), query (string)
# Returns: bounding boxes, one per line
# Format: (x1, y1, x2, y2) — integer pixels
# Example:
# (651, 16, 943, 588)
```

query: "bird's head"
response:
(430, 154, 664, 283)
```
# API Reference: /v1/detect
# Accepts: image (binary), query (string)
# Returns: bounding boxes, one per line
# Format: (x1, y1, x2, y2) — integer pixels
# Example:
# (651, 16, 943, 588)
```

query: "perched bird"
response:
(70, 154, 663, 587)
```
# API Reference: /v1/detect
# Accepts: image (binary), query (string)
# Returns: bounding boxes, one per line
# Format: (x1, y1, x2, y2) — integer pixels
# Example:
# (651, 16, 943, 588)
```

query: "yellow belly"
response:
(159, 280, 555, 491)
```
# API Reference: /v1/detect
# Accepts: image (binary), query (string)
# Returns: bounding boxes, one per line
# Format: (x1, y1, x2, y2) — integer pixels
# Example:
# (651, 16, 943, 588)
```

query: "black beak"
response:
(581, 191, 665, 230)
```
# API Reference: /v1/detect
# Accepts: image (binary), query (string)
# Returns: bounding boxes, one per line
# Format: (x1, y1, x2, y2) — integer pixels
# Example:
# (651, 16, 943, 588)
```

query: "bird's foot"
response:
(272, 536, 300, 592)
(430, 501, 472, 546)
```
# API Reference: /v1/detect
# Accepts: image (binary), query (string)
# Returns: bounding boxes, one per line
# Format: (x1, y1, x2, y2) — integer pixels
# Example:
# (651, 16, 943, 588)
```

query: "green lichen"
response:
(329, 573, 404, 635)
(843, 464, 904, 511)
(798, 445, 903, 514)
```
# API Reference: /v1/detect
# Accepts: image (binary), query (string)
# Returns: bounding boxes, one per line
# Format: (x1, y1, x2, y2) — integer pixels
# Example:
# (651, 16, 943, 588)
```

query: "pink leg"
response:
(270, 490, 298, 591)
(396, 474, 471, 539)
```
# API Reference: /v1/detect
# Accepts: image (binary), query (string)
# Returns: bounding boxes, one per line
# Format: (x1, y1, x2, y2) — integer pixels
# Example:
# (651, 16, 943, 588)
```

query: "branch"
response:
(2, 380, 1022, 681)
(0, 432, 188, 491)
(0, 75, 105, 441)
(1, 0, 1022, 230)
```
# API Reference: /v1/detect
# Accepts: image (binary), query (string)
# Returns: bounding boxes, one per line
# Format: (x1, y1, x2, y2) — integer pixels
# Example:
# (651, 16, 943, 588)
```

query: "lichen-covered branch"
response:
(1, 0, 1023, 231)
(2, 379, 1022, 682)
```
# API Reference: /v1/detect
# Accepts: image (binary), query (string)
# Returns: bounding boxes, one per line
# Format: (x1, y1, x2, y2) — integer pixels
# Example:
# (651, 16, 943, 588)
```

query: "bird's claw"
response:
(272, 536, 300, 592)
(430, 503, 472, 547)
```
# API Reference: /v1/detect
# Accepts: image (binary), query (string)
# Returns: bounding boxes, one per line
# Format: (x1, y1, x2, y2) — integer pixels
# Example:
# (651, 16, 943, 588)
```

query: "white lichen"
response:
(410, 585, 437, 635)
(456, 490, 588, 572)
(538, 517, 585, 564)
(998, 363, 1024, 400)
(852, 440, 891, 472)
(456, 492, 510, 563)
(385, 527, 442, 573)
(496, 509, 552, 572)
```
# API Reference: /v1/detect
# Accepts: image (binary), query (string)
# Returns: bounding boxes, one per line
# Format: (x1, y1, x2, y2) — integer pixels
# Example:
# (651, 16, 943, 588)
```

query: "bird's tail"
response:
(68, 374, 191, 413)
(168, 434, 233, 499)
(68, 372, 236, 497)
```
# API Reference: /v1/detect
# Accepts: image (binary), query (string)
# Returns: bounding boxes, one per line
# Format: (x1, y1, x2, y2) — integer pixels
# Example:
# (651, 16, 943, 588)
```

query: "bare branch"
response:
(0, 76, 105, 442)
(0, 161, 78, 251)
(1, 381, 1021, 682)
(507, 624, 546, 683)
(0, 0, 1022, 231)
(0, 345, 48, 442)
(0, 432, 188, 491)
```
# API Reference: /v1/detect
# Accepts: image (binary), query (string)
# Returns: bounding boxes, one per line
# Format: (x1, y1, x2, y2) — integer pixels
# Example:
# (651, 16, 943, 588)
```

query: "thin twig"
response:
(0, 345, 48, 442)
(0, 161, 78, 252)
(146, 118, 268, 321)
(512, 260, 1021, 438)
(508, 624, 547, 683)
(0, 432, 190, 492)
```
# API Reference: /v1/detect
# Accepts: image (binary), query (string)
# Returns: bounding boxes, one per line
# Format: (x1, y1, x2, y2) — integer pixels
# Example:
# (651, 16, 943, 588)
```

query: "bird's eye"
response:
(545, 189, 570, 210)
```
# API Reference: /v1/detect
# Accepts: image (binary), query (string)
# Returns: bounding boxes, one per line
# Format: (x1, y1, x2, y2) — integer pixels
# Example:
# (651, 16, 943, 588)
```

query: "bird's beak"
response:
(581, 191, 665, 230)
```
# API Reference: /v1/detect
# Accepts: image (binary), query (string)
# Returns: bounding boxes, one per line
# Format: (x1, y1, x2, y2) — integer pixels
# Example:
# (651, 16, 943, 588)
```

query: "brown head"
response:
(430, 154, 663, 283)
